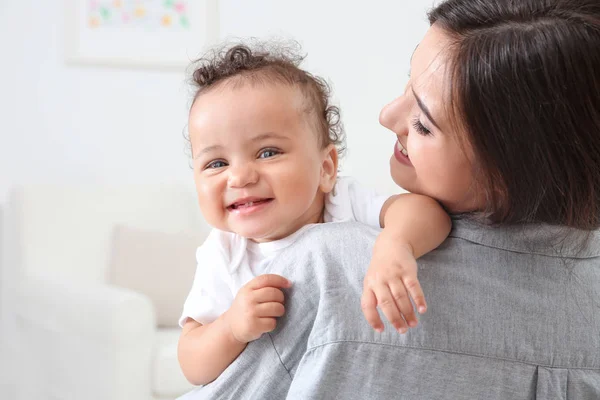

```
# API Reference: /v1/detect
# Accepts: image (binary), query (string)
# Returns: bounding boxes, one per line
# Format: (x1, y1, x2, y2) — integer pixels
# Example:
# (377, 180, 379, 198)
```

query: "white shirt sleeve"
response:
(178, 230, 236, 327)
(324, 176, 389, 228)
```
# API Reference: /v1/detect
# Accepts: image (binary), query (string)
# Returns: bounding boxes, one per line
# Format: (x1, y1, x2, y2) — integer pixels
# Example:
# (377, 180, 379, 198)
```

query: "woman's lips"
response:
(393, 140, 412, 166)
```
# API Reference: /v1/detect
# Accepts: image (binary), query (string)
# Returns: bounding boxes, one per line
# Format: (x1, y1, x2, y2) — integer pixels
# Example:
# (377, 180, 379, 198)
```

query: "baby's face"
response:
(188, 83, 336, 242)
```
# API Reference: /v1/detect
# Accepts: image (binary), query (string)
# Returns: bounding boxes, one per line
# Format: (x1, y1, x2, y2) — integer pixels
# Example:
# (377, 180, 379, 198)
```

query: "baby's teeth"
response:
(401, 148, 408, 156)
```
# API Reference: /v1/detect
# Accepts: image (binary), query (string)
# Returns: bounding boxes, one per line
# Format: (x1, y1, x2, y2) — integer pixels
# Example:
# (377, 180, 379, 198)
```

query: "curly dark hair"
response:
(186, 41, 345, 158)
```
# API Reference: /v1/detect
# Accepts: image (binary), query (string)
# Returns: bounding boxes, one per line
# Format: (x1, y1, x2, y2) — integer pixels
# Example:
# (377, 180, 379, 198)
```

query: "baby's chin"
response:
(233, 226, 289, 243)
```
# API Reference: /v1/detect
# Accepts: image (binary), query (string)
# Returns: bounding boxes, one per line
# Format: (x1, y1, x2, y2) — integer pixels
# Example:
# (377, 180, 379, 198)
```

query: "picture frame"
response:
(65, 0, 219, 70)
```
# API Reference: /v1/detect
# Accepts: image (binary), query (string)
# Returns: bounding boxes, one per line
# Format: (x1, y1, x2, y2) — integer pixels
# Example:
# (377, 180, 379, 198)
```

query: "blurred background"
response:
(0, 0, 432, 398)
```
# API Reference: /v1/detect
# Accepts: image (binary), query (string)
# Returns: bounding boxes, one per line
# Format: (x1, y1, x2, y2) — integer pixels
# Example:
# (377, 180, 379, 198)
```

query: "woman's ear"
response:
(319, 144, 338, 193)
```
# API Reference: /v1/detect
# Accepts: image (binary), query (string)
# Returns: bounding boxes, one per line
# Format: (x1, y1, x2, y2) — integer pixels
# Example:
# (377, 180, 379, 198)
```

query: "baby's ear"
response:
(319, 144, 338, 193)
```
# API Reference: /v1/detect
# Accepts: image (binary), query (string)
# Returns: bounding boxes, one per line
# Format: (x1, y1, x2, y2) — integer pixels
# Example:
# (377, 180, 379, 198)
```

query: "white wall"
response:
(0, 0, 433, 396)
(0, 1, 193, 203)
(0, 0, 432, 204)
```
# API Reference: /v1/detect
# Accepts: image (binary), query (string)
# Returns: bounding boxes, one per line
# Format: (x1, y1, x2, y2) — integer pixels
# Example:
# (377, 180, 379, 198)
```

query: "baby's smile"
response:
(226, 197, 274, 215)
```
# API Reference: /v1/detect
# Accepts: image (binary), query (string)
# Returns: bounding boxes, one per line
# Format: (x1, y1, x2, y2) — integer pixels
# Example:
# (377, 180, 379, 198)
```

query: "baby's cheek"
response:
(196, 189, 222, 223)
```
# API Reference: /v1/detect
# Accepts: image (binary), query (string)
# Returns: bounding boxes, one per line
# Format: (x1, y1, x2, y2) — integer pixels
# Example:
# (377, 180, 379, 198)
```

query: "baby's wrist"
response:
(396, 240, 414, 254)
(377, 231, 415, 255)
(221, 311, 248, 345)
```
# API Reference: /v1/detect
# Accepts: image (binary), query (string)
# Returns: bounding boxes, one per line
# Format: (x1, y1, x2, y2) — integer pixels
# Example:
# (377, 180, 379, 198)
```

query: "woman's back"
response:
(182, 221, 600, 399)
(285, 221, 600, 399)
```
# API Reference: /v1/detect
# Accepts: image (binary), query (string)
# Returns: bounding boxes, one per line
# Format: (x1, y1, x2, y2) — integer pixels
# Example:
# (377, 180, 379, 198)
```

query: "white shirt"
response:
(179, 177, 388, 326)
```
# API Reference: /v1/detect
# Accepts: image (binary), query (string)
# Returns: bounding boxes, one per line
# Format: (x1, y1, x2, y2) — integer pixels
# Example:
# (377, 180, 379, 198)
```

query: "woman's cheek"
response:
(407, 137, 425, 169)
(410, 140, 441, 187)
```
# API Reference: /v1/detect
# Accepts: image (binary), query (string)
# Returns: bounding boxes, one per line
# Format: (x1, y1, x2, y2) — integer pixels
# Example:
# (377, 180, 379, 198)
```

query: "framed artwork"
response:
(65, 0, 219, 70)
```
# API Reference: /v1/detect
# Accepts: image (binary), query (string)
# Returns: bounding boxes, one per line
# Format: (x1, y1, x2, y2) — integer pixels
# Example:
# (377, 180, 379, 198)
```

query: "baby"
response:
(177, 42, 451, 385)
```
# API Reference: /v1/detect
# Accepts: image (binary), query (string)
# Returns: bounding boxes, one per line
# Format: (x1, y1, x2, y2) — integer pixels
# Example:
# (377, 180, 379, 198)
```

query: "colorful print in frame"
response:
(66, 0, 219, 70)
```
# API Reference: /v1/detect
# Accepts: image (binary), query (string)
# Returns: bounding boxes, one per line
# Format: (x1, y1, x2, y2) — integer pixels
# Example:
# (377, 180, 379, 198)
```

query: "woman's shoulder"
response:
(448, 216, 600, 259)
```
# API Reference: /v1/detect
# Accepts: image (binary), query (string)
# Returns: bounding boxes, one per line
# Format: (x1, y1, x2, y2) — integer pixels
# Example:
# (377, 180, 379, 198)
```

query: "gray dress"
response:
(180, 219, 600, 399)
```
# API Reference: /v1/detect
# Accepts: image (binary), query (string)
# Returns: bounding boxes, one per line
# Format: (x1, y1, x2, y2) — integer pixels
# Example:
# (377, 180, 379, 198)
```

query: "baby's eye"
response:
(258, 149, 280, 159)
(205, 160, 227, 169)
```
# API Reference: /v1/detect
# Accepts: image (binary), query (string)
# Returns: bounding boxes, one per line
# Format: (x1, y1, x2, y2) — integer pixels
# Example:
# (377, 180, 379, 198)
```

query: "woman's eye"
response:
(258, 149, 280, 159)
(205, 160, 227, 169)
(411, 118, 432, 136)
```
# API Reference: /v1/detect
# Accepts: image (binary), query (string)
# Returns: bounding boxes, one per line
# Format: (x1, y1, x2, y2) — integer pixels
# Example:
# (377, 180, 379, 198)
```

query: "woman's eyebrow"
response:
(412, 88, 441, 129)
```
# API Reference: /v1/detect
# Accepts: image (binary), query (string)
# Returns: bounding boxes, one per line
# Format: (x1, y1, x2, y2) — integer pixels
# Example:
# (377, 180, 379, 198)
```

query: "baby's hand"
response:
(361, 230, 426, 334)
(224, 274, 291, 343)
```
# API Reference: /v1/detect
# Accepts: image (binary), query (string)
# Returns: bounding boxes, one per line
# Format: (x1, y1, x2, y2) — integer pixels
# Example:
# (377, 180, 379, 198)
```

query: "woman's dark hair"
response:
(429, 0, 600, 230)
(187, 41, 345, 157)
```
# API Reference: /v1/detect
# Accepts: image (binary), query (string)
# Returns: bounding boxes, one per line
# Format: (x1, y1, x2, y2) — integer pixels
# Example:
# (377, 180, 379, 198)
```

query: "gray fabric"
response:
(179, 220, 600, 399)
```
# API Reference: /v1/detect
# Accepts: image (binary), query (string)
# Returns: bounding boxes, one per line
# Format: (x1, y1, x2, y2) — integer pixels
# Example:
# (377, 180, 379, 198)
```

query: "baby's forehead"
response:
(197, 79, 318, 123)
(191, 83, 320, 136)
(204, 75, 306, 103)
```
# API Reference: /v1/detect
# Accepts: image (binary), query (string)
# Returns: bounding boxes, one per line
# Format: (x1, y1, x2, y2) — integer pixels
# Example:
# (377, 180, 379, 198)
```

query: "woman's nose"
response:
(379, 95, 409, 136)
(227, 163, 259, 188)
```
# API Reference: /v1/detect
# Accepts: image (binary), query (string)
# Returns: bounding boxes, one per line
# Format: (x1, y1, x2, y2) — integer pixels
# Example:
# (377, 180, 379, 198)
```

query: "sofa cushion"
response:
(109, 225, 199, 327)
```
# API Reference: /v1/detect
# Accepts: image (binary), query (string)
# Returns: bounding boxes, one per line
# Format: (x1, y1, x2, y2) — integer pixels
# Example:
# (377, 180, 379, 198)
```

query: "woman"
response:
(180, 0, 599, 398)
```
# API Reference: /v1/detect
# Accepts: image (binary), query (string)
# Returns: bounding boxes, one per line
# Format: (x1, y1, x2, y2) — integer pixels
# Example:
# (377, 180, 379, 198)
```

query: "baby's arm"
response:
(362, 193, 451, 333)
(379, 193, 451, 257)
(178, 316, 246, 386)
(178, 274, 291, 385)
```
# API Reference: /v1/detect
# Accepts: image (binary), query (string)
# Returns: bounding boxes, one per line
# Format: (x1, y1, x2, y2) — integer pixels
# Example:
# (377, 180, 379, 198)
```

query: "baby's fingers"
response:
(255, 302, 285, 318)
(389, 281, 418, 328)
(258, 317, 278, 333)
(361, 289, 384, 332)
(395, 253, 427, 315)
(253, 286, 285, 304)
(375, 284, 408, 333)
(404, 277, 427, 315)
(249, 274, 291, 290)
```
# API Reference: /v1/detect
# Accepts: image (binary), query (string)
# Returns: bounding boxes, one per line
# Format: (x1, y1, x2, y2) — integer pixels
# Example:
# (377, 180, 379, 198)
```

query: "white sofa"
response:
(5, 184, 209, 400)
